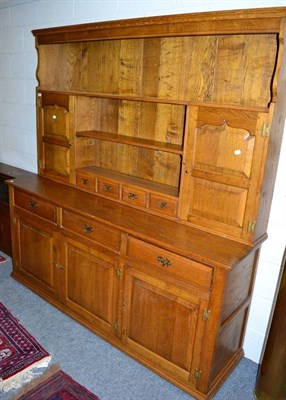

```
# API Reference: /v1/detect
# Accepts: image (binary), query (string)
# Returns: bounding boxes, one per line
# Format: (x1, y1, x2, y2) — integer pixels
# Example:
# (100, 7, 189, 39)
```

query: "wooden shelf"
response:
(76, 131, 183, 154)
(43, 135, 70, 148)
(77, 166, 179, 197)
(38, 88, 269, 112)
(38, 88, 189, 106)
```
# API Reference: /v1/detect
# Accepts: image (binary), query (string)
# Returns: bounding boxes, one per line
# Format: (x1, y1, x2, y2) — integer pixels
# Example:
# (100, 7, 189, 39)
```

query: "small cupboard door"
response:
(59, 235, 120, 338)
(12, 214, 59, 300)
(37, 92, 75, 183)
(121, 256, 210, 384)
(181, 106, 270, 242)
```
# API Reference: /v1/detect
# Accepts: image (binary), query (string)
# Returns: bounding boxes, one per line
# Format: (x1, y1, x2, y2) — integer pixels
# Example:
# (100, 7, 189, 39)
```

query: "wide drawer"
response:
(62, 209, 121, 251)
(127, 237, 213, 290)
(14, 190, 57, 223)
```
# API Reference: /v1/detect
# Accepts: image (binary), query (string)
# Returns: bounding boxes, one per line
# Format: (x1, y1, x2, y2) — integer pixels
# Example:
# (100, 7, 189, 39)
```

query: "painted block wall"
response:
(0, 0, 285, 364)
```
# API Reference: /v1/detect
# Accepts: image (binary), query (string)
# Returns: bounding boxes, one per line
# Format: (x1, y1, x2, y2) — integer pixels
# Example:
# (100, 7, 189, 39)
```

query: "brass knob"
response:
(103, 184, 112, 192)
(157, 256, 172, 268)
(29, 200, 38, 209)
(128, 193, 138, 200)
(157, 201, 168, 209)
(83, 224, 94, 234)
(81, 178, 89, 185)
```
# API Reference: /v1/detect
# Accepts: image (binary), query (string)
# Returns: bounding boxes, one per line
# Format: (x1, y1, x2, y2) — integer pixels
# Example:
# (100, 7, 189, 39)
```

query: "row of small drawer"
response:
(13, 189, 212, 292)
(76, 172, 178, 218)
(13, 189, 120, 251)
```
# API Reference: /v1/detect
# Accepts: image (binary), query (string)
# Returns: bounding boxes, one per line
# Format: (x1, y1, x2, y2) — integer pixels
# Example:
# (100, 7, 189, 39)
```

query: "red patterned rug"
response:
(0, 303, 51, 392)
(15, 368, 100, 399)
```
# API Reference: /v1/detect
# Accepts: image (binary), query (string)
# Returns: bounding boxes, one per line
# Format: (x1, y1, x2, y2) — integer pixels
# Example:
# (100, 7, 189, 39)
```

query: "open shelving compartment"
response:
(73, 95, 186, 216)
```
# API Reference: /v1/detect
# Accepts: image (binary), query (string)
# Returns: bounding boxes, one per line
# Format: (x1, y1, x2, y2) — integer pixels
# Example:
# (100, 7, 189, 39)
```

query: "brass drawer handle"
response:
(157, 256, 172, 268)
(81, 178, 89, 185)
(128, 193, 138, 200)
(103, 184, 112, 192)
(157, 201, 168, 209)
(83, 224, 94, 234)
(29, 200, 38, 209)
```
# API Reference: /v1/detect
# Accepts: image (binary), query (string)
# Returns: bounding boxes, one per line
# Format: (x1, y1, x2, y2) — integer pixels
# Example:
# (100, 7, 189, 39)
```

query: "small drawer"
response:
(149, 194, 178, 217)
(127, 237, 213, 290)
(122, 186, 147, 208)
(76, 172, 95, 192)
(97, 179, 120, 199)
(14, 190, 57, 223)
(62, 209, 121, 251)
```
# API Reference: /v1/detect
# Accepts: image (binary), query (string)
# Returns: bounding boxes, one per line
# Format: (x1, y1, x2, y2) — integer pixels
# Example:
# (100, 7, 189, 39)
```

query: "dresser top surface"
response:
(8, 174, 258, 269)
(0, 163, 33, 181)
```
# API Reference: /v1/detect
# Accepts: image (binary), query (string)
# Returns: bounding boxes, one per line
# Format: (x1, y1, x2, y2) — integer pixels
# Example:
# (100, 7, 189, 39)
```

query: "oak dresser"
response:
(8, 7, 286, 399)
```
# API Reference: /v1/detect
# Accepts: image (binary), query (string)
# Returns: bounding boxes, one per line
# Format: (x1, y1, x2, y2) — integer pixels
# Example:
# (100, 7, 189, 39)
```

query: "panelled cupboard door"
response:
(121, 263, 208, 385)
(59, 235, 120, 338)
(12, 215, 59, 300)
(182, 106, 270, 242)
(37, 92, 75, 183)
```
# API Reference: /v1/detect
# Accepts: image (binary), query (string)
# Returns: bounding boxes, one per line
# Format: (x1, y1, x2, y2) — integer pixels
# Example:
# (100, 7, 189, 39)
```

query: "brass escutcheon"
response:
(29, 200, 38, 209)
(157, 256, 172, 267)
(128, 193, 138, 200)
(83, 224, 94, 234)
(157, 201, 168, 209)
(103, 184, 112, 192)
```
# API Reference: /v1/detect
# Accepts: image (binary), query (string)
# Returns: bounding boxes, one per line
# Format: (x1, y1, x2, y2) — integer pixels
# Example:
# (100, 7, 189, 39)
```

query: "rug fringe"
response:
(12, 364, 61, 400)
(0, 355, 52, 393)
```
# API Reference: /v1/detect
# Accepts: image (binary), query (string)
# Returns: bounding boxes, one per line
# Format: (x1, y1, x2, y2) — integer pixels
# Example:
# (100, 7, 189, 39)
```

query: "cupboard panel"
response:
(127, 278, 197, 371)
(43, 105, 69, 140)
(62, 240, 116, 331)
(193, 123, 255, 179)
(16, 218, 57, 298)
(121, 264, 207, 382)
(44, 143, 70, 178)
(19, 221, 54, 286)
(188, 178, 248, 229)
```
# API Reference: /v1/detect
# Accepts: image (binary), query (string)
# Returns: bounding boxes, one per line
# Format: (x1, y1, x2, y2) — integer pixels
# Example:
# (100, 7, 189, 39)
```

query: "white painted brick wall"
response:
(0, 0, 285, 364)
